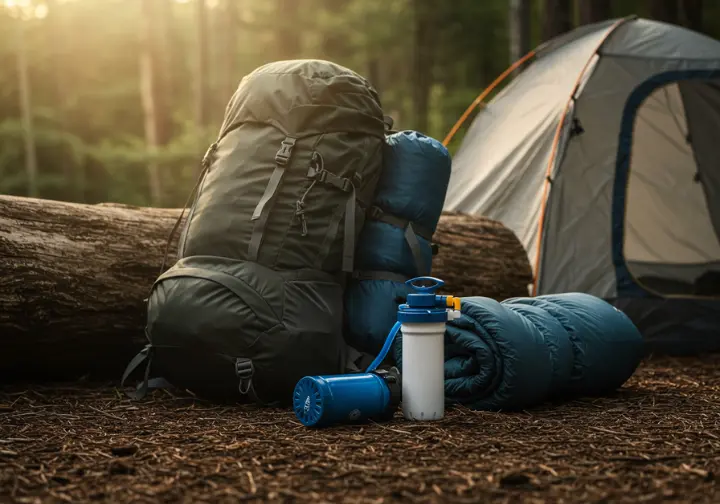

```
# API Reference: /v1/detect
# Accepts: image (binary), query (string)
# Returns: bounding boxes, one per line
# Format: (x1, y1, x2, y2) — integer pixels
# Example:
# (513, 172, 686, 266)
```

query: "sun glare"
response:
(2, 0, 220, 15)
(3, 0, 48, 19)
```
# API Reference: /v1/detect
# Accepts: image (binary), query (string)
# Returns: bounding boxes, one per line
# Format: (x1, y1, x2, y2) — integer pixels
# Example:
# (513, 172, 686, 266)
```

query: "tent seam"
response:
(531, 16, 636, 297)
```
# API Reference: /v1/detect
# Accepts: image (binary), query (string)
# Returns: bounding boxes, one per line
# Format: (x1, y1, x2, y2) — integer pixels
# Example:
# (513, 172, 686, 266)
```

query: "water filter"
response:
(292, 276, 459, 427)
(397, 277, 461, 421)
(293, 367, 401, 427)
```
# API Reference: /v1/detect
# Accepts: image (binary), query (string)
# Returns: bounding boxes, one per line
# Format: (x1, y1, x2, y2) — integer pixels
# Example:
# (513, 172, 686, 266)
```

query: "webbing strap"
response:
(307, 156, 357, 273)
(315, 200, 345, 270)
(307, 163, 353, 192)
(233, 357, 281, 407)
(248, 137, 296, 261)
(155, 267, 277, 322)
(352, 270, 409, 283)
(405, 222, 429, 277)
(367, 206, 433, 242)
(120, 344, 154, 400)
(342, 186, 356, 272)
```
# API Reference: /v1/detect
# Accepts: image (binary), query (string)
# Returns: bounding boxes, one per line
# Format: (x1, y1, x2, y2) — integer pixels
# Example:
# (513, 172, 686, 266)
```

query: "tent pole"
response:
(530, 17, 633, 296)
(441, 50, 536, 147)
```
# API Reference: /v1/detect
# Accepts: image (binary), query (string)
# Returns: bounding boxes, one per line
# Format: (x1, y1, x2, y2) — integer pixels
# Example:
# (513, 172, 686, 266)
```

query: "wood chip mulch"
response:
(1, 354, 718, 503)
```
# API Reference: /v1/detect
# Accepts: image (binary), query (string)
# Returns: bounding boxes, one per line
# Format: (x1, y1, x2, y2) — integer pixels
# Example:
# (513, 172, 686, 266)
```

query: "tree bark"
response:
(433, 212, 532, 299)
(0, 195, 184, 382)
(577, 0, 612, 25)
(543, 0, 573, 41)
(0, 196, 531, 382)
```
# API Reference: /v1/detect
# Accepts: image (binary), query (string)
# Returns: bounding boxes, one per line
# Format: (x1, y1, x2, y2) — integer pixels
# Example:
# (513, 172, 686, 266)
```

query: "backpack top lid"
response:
(217, 59, 386, 142)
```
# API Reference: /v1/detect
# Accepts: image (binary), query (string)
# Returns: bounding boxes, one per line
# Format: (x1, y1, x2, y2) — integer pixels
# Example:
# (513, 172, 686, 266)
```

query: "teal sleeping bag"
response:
(392, 293, 644, 411)
(344, 131, 451, 355)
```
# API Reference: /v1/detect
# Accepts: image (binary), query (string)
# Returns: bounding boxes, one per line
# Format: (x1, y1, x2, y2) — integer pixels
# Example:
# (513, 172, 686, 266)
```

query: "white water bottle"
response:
(397, 277, 461, 421)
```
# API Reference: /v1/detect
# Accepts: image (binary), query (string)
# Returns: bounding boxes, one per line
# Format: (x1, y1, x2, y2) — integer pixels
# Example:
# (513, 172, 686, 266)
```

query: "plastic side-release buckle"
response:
(275, 137, 296, 166)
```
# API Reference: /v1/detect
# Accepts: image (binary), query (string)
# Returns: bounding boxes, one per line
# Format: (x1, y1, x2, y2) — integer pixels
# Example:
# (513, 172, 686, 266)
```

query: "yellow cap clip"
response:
(446, 296, 461, 311)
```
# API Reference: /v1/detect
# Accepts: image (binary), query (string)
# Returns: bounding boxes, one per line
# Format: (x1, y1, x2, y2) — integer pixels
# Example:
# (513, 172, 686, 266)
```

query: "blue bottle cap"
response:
(397, 277, 449, 324)
(293, 376, 328, 427)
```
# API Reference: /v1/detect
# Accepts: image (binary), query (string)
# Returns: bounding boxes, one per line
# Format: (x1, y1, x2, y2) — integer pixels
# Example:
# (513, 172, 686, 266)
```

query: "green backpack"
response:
(122, 60, 388, 405)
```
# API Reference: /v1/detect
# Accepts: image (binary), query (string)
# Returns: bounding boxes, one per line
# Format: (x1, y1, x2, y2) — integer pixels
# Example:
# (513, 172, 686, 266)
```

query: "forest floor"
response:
(1, 354, 718, 504)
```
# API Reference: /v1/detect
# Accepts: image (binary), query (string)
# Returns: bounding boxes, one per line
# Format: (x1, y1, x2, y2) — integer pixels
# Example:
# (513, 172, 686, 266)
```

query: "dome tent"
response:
(444, 16, 720, 356)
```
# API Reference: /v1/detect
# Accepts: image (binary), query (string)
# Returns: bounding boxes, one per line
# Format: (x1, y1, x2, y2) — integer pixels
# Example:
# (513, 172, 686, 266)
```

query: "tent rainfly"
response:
(443, 17, 720, 355)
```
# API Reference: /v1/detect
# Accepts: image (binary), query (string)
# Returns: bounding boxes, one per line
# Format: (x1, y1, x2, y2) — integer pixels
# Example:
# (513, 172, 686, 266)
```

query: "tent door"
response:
(618, 75, 720, 299)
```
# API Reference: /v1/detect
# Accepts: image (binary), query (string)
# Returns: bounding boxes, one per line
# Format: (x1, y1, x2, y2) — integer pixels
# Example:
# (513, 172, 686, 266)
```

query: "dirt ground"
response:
(1, 354, 718, 504)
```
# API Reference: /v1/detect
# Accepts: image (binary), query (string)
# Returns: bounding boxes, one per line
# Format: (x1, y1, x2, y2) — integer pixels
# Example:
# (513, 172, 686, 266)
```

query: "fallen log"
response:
(0, 195, 531, 381)
(433, 211, 532, 299)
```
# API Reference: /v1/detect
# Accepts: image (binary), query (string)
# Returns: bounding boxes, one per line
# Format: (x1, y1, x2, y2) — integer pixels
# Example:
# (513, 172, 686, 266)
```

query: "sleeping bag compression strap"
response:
(248, 136, 297, 261)
(367, 206, 432, 276)
(309, 152, 359, 272)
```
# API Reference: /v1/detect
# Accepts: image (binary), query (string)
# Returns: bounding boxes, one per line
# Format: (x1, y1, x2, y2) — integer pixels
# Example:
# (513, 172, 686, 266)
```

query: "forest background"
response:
(0, 0, 714, 208)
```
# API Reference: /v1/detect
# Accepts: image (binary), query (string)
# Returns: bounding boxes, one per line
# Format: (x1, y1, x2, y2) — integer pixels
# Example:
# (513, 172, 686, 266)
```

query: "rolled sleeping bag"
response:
(344, 131, 451, 356)
(391, 293, 644, 411)
(502, 293, 644, 396)
(392, 296, 556, 411)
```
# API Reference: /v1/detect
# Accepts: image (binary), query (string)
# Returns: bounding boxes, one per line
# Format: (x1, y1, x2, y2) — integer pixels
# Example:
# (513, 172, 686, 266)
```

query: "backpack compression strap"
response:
(307, 152, 360, 273)
(120, 345, 277, 406)
(248, 136, 297, 262)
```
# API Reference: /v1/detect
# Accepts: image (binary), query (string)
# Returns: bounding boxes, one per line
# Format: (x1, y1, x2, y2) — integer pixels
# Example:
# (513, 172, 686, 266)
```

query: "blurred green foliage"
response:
(1, 0, 718, 207)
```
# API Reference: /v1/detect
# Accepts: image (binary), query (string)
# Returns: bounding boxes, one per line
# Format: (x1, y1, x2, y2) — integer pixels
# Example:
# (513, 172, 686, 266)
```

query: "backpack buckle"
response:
(339, 178, 353, 192)
(307, 165, 326, 182)
(275, 137, 296, 166)
(235, 358, 254, 395)
(201, 142, 218, 168)
(368, 206, 384, 220)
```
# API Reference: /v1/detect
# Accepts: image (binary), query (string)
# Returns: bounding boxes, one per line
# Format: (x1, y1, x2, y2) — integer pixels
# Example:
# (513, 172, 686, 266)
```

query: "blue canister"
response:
(292, 367, 401, 427)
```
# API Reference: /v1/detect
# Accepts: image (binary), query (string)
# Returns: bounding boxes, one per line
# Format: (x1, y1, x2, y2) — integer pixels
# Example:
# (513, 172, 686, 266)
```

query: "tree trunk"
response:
(649, 0, 679, 24)
(433, 212, 532, 299)
(320, 0, 347, 62)
(219, 0, 239, 103)
(509, 0, 532, 66)
(46, 0, 83, 202)
(412, 0, 435, 134)
(679, 0, 703, 31)
(139, 0, 165, 207)
(367, 58, 380, 95)
(276, 0, 300, 59)
(15, 15, 38, 199)
(577, 0, 612, 25)
(0, 195, 184, 382)
(0, 196, 531, 382)
(543, 0, 573, 41)
(195, 0, 210, 131)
